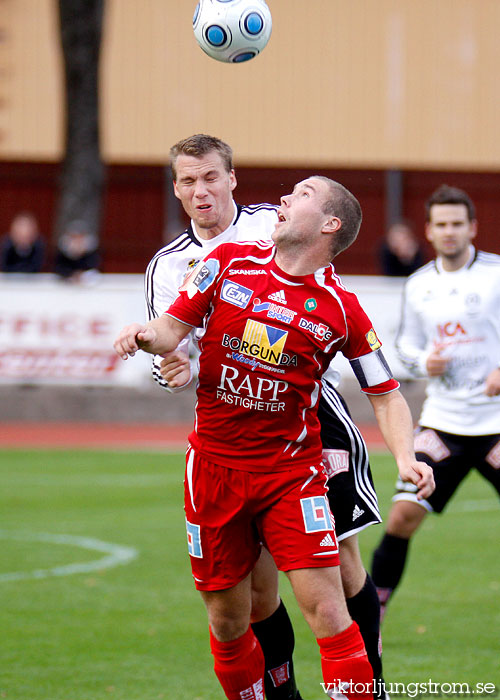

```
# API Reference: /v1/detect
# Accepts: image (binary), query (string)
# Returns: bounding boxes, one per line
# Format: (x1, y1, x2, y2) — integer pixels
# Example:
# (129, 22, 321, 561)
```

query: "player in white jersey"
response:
(118, 172, 433, 700)
(146, 135, 387, 699)
(371, 184, 500, 620)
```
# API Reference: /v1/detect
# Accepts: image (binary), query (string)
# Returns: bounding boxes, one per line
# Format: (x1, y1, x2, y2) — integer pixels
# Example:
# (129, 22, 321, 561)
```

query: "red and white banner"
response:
(0, 274, 151, 385)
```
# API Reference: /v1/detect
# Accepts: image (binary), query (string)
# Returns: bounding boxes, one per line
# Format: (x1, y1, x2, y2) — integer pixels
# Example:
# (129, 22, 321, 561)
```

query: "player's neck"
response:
(438, 245, 474, 272)
(194, 225, 224, 241)
(274, 249, 329, 277)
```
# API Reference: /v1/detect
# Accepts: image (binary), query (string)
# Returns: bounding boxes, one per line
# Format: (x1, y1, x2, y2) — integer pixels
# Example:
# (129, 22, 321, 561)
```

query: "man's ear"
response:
(229, 169, 237, 192)
(173, 181, 181, 200)
(322, 216, 342, 234)
(469, 219, 478, 241)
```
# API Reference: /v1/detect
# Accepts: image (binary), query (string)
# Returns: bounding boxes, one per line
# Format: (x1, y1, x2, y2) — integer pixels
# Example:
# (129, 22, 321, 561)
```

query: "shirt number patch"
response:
(300, 496, 333, 533)
(186, 520, 203, 558)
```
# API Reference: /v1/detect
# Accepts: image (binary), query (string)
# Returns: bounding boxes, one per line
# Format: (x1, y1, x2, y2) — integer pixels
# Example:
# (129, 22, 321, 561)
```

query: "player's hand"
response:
(398, 460, 435, 500)
(485, 367, 500, 396)
(426, 345, 449, 377)
(113, 324, 157, 360)
(160, 350, 191, 388)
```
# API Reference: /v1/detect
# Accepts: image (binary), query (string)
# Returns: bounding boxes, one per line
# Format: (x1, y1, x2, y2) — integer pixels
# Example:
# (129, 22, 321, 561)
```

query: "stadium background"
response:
(1, 3, 499, 698)
(1, 0, 500, 275)
(1, 0, 500, 420)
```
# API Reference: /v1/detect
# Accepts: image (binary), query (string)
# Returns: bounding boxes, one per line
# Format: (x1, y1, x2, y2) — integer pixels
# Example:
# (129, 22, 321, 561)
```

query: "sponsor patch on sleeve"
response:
(180, 258, 219, 299)
(366, 328, 381, 351)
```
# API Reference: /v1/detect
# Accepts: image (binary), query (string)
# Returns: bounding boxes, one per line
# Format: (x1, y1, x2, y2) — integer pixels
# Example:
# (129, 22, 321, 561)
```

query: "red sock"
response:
(209, 626, 265, 700)
(318, 621, 374, 699)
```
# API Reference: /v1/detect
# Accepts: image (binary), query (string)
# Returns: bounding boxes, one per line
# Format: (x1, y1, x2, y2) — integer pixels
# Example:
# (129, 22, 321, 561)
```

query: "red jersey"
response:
(167, 240, 398, 471)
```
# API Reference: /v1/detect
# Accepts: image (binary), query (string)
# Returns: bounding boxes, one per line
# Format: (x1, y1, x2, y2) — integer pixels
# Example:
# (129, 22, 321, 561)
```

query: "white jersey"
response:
(145, 201, 279, 388)
(396, 247, 500, 435)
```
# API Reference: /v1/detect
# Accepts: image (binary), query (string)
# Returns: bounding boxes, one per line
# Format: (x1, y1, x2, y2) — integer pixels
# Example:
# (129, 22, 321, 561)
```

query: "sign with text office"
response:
(0, 274, 151, 385)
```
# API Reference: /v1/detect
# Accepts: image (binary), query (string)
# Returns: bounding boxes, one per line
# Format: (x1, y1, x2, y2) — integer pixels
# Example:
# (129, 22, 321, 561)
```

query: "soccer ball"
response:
(193, 0, 272, 64)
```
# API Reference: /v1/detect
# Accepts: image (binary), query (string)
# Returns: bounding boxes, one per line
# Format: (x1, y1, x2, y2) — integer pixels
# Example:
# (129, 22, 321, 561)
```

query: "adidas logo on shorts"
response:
(268, 290, 287, 304)
(352, 505, 365, 521)
(320, 533, 336, 547)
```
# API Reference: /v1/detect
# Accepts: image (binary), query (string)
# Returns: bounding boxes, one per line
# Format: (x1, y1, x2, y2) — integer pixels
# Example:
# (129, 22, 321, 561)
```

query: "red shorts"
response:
(184, 446, 339, 591)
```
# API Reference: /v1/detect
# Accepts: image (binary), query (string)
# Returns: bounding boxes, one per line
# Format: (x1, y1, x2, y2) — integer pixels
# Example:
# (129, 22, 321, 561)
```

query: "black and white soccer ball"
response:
(193, 0, 272, 64)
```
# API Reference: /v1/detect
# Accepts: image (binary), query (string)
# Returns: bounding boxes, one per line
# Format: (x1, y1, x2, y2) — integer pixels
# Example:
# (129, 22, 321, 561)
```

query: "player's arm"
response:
(395, 286, 434, 377)
(145, 255, 195, 392)
(159, 349, 192, 389)
(485, 366, 500, 396)
(367, 390, 435, 500)
(114, 315, 192, 361)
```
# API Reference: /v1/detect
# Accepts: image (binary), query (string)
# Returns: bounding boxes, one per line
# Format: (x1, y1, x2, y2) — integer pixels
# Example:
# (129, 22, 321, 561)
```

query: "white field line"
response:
(0, 530, 138, 583)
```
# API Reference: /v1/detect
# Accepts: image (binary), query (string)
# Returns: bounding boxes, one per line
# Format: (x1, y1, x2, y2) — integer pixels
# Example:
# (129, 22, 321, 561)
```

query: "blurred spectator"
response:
(0, 211, 45, 273)
(54, 220, 100, 282)
(379, 220, 425, 276)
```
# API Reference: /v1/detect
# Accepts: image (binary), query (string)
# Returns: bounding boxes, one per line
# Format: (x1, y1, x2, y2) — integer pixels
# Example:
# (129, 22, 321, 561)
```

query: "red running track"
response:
(0, 422, 386, 450)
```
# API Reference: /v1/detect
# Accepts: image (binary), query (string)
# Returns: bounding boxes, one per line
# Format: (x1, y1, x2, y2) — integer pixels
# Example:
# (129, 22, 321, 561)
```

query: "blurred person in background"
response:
(371, 184, 500, 621)
(378, 220, 425, 277)
(53, 220, 100, 282)
(0, 211, 45, 273)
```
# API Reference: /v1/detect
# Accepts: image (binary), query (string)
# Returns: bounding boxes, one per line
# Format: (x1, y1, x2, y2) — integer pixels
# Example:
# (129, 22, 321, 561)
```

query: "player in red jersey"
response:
(151, 135, 386, 700)
(115, 176, 434, 700)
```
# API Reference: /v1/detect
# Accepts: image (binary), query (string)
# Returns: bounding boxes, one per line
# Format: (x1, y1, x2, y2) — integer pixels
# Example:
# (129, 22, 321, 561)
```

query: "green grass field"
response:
(0, 448, 498, 699)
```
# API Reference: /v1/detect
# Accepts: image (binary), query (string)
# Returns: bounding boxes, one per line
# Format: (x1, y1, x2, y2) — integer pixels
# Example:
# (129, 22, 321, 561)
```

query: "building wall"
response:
(1, 0, 500, 169)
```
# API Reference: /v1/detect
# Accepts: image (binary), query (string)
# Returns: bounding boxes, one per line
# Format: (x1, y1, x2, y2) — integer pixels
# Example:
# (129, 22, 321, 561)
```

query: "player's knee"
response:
(386, 501, 426, 538)
(310, 596, 352, 637)
(209, 610, 250, 642)
(250, 587, 280, 623)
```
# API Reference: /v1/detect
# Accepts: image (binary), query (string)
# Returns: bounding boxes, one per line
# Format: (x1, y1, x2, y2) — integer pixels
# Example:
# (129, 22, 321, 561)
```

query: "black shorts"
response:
(318, 381, 381, 541)
(393, 426, 500, 513)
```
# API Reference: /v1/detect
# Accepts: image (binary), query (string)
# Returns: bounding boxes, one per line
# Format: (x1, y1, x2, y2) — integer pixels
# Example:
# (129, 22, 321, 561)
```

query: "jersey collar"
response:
(269, 256, 333, 286)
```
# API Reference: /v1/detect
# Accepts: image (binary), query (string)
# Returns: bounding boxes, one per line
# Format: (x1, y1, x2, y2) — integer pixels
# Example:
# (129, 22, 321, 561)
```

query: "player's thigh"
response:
(184, 448, 261, 591)
(474, 434, 500, 496)
(393, 427, 471, 514)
